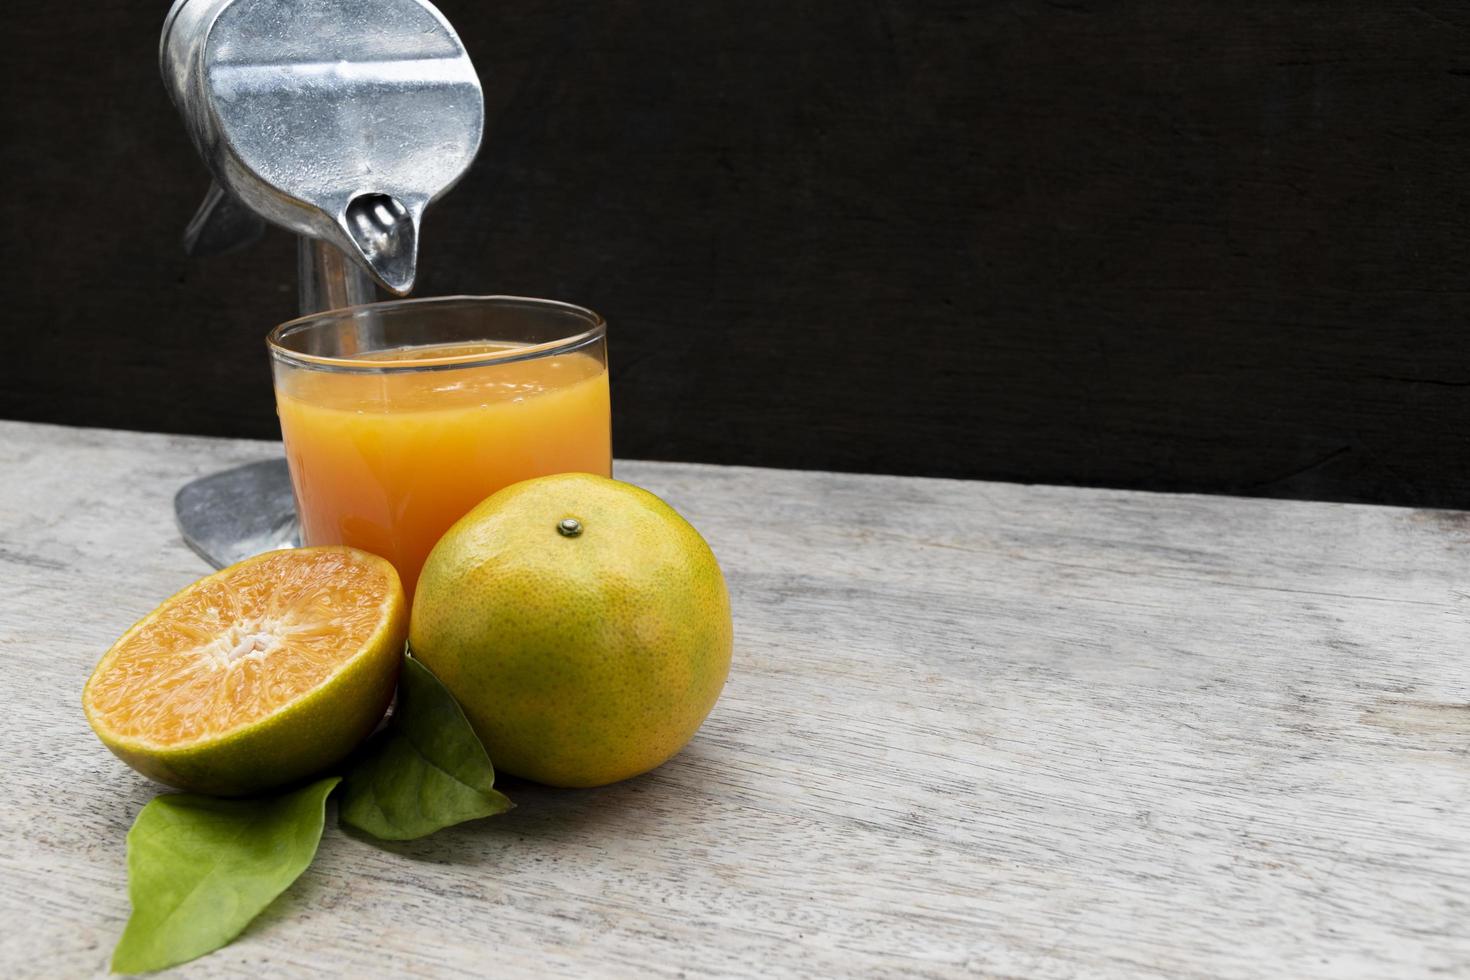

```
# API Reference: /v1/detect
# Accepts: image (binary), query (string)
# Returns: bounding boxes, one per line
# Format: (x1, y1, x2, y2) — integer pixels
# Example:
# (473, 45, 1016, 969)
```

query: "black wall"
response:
(4, 1, 1469, 506)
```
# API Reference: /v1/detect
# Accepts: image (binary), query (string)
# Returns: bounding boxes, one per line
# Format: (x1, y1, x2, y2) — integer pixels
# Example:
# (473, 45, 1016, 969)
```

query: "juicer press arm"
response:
(160, 0, 485, 315)
(182, 183, 265, 258)
(182, 184, 377, 315)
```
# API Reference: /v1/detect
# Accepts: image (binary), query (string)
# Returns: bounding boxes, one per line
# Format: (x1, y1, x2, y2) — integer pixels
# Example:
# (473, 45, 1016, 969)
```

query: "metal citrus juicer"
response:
(159, 0, 484, 567)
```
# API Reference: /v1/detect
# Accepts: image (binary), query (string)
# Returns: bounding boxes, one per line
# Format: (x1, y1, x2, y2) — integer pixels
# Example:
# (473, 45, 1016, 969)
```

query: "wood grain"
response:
(1, 420, 1467, 978)
(5, 2, 1470, 506)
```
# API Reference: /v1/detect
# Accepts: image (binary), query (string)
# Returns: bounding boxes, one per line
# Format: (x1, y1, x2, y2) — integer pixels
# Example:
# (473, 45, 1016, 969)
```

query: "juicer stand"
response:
(159, 0, 484, 567)
(174, 204, 378, 567)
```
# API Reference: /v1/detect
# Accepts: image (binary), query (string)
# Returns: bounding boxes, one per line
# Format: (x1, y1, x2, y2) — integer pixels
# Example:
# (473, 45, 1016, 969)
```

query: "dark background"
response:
(4, 1, 1469, 507)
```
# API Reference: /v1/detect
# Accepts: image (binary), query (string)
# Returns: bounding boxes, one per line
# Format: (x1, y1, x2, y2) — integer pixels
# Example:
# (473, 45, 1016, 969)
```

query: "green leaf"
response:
(111, 776, 339, 974)
(338, 656, 512, 840)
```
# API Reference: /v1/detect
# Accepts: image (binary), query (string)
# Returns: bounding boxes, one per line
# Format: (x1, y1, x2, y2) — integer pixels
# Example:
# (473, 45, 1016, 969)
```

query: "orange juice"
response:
(274, 341, 610, 597)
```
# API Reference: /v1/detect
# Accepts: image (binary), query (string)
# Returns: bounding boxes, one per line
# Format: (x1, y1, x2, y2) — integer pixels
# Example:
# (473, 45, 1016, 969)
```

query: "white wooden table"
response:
(2, 419, 1467, 979)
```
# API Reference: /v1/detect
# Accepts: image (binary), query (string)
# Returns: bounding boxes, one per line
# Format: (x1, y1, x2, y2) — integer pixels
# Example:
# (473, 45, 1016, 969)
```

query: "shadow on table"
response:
(240, 776, 657, 941)
(236, 742, 729, 947)
(334, 764, 676, 865)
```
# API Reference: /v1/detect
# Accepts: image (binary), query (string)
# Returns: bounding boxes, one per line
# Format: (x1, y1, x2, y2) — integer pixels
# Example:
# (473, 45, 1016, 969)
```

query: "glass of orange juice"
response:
(267, 295, 611, 598)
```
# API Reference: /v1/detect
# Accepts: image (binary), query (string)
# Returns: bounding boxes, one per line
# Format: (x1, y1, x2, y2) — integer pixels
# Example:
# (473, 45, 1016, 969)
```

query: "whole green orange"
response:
(409, 473, 733, 787)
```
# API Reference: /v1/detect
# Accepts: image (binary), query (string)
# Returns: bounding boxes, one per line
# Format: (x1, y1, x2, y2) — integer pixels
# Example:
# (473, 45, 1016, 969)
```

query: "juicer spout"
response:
(339, 194, 420, 297)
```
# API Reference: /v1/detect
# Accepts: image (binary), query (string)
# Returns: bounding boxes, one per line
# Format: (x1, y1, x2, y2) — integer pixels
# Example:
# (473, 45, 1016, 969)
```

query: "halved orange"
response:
(83, 547, 406, 796)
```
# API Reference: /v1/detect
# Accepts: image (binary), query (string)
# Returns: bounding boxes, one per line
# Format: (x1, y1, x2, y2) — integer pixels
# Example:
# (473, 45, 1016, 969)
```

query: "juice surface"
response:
(275, 342, 611, 597)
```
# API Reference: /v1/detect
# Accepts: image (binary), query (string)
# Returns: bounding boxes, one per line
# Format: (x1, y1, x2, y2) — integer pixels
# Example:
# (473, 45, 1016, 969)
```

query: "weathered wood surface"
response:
(1, 419, 1467, 979)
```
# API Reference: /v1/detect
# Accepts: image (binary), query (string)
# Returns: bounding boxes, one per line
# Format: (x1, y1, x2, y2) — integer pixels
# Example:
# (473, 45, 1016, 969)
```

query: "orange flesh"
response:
(85, 550, 395, 747)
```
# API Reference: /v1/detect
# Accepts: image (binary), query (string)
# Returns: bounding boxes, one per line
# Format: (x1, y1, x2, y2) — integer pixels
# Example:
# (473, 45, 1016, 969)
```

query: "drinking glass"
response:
(268, 296, 610, 597)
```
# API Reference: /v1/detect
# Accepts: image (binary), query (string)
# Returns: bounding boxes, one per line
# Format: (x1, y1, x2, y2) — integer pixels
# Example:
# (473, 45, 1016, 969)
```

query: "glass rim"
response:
(266, 294, 607, 373)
